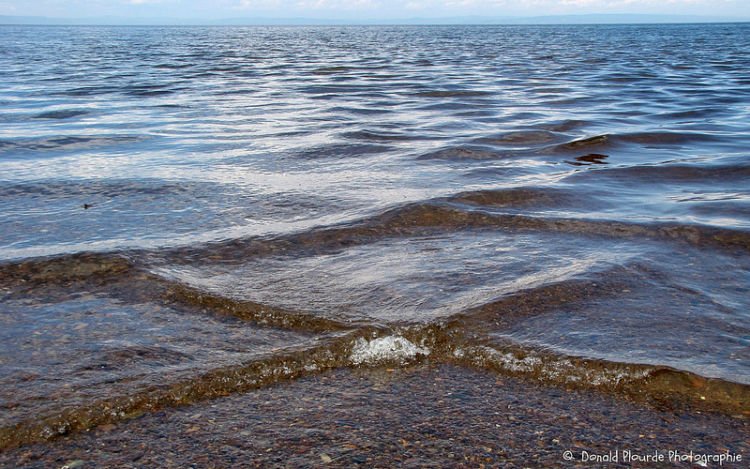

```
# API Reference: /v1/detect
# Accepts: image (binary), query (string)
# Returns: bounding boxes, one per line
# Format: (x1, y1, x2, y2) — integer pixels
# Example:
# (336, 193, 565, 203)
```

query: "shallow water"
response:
(1, 24, 749, 448)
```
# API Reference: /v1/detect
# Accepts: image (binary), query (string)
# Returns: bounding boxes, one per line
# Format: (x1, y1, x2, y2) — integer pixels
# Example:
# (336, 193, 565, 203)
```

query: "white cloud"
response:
(560, 0, 707, 5)
(293, 0, 379, 9)
(237, 0, 378, 9)
(0, 2, 18, 13)
(0, 0, 745, 18)
(126, 0, 175, 4)
(237, 0, 283, 8)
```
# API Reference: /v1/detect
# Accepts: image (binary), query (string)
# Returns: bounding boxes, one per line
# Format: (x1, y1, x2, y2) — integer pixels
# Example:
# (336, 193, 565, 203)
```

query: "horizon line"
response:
(1, 13, 749, 26)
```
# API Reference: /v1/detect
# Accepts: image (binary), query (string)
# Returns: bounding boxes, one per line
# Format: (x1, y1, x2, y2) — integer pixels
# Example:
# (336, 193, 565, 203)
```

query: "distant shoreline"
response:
(2, 22, 750, 27)
(1, 13, 749, 26)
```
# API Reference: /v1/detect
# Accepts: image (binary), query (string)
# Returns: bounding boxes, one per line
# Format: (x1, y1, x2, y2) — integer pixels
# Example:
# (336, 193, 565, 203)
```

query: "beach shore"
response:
(2, 364, 747, 468)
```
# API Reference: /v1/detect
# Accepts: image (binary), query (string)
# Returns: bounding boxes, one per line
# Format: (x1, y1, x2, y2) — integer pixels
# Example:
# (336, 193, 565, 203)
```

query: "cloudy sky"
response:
(0, 0, 748, 20)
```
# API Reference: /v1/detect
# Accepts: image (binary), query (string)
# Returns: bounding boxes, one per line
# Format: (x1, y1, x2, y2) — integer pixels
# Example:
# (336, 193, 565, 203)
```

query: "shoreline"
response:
(2, 363, 747, 468)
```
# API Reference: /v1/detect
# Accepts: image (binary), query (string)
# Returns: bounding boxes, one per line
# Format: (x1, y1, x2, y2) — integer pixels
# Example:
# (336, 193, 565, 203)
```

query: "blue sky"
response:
(1, 0, 748, 20)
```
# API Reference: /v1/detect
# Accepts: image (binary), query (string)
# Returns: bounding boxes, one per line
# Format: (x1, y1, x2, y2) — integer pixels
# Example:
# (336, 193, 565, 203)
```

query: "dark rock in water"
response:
(566, 153, 610, 166)
(575, 153, 608, 164)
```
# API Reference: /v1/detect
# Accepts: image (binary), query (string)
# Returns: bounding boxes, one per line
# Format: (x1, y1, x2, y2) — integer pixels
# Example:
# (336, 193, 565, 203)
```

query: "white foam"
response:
(474, 346, 651, 387)
(350, 335, 430, 365)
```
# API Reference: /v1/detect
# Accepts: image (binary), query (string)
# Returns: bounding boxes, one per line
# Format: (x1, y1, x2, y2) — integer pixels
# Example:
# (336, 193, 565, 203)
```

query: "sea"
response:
(0, 23, 749, 447)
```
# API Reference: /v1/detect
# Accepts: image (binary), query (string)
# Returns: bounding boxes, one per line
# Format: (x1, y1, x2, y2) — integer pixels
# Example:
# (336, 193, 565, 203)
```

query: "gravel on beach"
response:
(1, 364, 747, 468)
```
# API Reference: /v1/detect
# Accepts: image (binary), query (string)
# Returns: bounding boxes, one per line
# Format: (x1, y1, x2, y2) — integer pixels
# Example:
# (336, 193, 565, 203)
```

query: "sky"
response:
(0, 0, 748, 21)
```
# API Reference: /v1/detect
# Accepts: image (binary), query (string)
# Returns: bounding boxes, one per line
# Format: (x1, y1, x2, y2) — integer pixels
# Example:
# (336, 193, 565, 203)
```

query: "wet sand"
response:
(2, 364, 747, 468)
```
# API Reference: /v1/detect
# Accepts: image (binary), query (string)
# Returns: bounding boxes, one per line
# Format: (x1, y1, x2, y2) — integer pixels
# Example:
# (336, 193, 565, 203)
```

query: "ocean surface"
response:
(1, 24, 749, 447)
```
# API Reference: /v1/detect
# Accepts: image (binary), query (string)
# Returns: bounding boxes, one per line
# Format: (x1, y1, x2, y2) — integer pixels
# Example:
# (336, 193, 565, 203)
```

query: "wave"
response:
(299, 84, 379, 95)
(566, 162, 750, 183)
(412, 90, 492, 98)
(0, 334, 359, 451)
(3, 189, 747, 277)
(452, 342, 750, 415)
(162, 282, 355, 333)
(452, 271, 636, 331)
(339, 203, 750, 253)
(551, 131, 724, 153)
(417, 131, 735, 162)
(417, 145, 500, 161)
(32, 109, 89, 120)
(1, 249, 748, 450)
(472, 130, 565, 147)
(341, 130, 424, 142)
(4, 321, 746, 451)
(0, 179, 195, 200)
(554, 134, 611, 151)
(291, 142, 394, 160)
(448, 187, 585, 209)
(0, 252, 133, 287)
(0, 135, 146, 155)
(311, 66, 354, 75)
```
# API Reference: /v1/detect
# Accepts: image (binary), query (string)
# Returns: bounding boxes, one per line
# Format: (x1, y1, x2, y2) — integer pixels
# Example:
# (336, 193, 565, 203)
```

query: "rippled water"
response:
(1, 24, 749, 448)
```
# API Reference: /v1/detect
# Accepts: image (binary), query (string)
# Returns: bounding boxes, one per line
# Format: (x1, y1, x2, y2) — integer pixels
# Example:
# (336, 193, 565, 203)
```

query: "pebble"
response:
(61, 460, 85, 469)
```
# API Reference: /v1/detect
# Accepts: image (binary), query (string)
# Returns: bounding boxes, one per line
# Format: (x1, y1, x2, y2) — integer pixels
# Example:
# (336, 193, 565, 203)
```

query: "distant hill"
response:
(1, 13, 748, 26)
